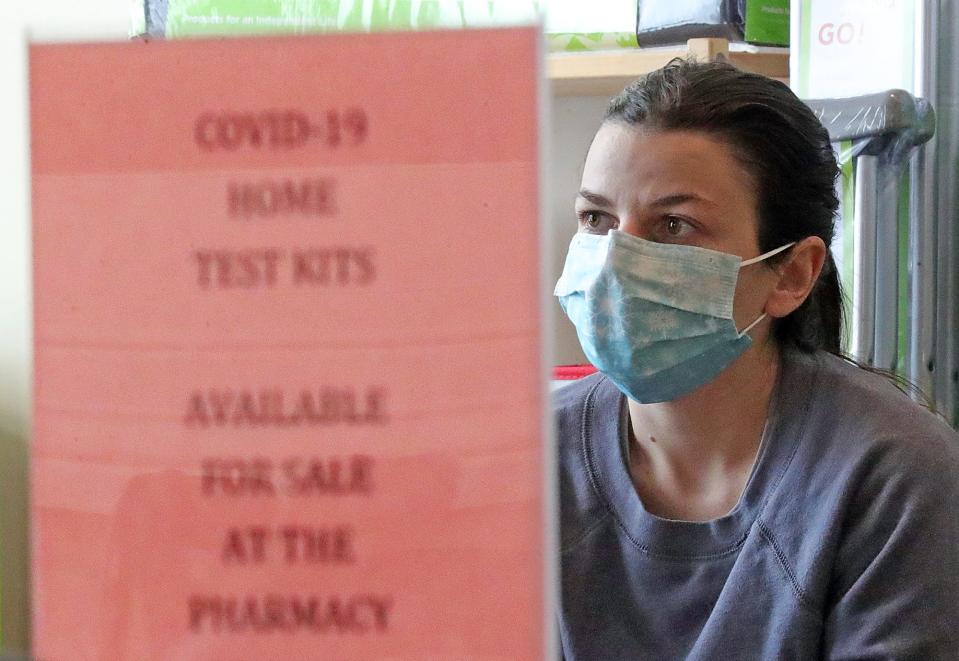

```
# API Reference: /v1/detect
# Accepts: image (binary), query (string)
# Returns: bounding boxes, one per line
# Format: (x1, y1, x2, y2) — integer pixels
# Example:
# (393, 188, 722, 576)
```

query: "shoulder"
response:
(752, 352, 959, 636)
(791, 351, 959, 469)
(816, 352, 959, 515)
(767, 349, 959, 582)
(552, 372, 620, 460)
(552, 372, 606, 427)
(551, 373, 617, 551)
(779, 354, 959, 653)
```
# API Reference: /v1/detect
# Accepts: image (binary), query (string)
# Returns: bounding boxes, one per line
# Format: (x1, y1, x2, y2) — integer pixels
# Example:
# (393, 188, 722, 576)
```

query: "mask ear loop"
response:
(737, 313, 768, 338)
(740, 241, 796, 268)
(736, 242, 797, 338)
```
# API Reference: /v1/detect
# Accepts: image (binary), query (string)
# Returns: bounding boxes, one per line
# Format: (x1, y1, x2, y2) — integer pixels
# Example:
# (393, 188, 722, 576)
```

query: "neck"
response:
(627, 339, 781, 476)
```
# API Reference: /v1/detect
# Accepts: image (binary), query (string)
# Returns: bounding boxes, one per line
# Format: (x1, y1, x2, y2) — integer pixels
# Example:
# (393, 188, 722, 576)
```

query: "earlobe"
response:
(765, 237, 827, 319)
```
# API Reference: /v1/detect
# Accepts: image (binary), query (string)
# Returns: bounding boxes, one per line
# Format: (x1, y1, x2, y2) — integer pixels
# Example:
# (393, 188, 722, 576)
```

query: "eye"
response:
(658, 215, 696, 241)
(577, 210, 616, 234)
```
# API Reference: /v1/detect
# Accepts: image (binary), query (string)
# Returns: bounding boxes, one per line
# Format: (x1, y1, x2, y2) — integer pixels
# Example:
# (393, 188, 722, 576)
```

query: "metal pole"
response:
(908, 0, 938, 402)
(930, 0, 958, 424)
(853, 154, 878, 366)
(873, 153, 900, 372)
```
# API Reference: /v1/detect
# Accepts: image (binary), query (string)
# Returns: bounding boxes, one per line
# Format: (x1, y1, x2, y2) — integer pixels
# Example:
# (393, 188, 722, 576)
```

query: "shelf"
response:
(548, 38, 790, 96)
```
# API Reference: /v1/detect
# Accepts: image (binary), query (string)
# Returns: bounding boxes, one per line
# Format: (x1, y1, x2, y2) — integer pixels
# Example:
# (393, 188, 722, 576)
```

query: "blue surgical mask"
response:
(554, 230, 794, 403)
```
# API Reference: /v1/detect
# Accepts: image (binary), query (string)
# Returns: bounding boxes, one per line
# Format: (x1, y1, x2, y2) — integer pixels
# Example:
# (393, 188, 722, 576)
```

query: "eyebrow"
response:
(576, 189, 613, 207)
(648, 193, 715, 208)
(577, 189, 716, 209)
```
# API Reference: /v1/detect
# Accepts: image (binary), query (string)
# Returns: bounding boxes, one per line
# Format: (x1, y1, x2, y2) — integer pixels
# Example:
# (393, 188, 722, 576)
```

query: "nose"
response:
(614, 215, 647, 241)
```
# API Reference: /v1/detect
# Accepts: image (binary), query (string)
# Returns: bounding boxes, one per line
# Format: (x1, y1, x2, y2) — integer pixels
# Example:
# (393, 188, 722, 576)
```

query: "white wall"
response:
(0, 2, 131, 651)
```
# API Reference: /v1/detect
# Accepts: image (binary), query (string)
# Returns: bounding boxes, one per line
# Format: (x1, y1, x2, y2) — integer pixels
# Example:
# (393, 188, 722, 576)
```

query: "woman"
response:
(553, 59, 959, 659)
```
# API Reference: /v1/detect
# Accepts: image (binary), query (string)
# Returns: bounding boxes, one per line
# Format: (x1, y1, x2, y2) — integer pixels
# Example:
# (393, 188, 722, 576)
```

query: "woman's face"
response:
(576, 122, 781, 335)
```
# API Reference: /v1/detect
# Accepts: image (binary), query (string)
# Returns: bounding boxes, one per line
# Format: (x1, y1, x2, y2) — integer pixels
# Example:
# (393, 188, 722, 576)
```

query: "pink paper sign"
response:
(31, 29, 544, 660)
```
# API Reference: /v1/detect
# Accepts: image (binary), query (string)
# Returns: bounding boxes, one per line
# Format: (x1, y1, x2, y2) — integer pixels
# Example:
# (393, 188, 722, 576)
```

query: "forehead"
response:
(581, 122, 757, 210)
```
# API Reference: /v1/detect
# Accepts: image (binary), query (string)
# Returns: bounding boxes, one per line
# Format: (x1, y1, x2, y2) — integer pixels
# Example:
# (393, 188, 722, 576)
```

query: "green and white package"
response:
(148, 0, 639, 51)
(743, 0, 789, 46)
(636, 0, 789, 48)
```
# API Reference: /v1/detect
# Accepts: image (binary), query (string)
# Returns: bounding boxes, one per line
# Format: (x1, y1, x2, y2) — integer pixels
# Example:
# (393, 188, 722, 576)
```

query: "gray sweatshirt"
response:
(555, 349, 959, 660)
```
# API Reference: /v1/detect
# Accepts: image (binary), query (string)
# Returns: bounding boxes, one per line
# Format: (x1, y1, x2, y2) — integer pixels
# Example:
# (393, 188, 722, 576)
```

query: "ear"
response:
(764, 236, 827, 318)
